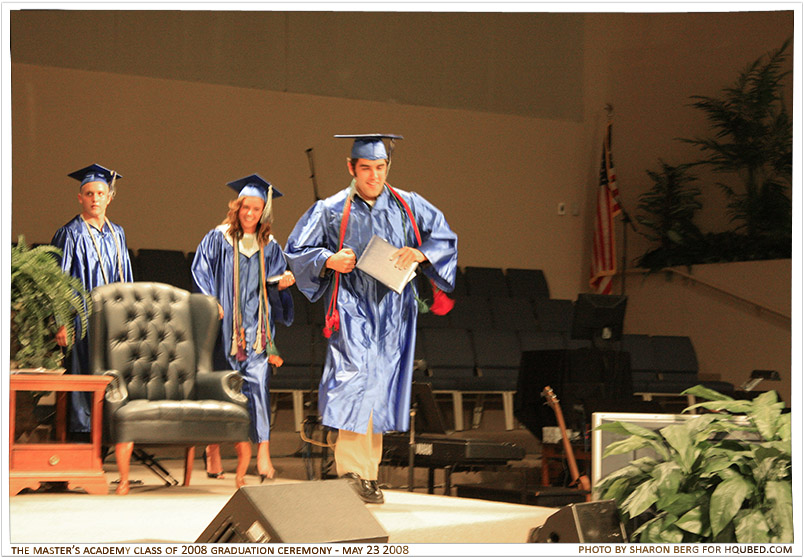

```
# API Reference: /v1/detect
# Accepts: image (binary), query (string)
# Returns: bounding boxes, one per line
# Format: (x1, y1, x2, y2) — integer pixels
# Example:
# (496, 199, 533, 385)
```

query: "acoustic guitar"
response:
(541, 385, 591, 501)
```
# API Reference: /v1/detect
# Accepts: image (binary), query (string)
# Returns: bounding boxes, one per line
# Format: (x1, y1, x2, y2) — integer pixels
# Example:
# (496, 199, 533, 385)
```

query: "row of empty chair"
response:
(130, 249, 195, 292)
(112, 248, 712, 432)
(621, 334, 699, 394)
(290, 285, 576, 334)
(428, 266, 550, 300)
(128, 248, 553, 302)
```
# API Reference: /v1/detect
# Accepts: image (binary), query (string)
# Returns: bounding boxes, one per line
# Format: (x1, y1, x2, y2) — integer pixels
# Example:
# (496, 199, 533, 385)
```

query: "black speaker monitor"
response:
(571, 294, 627, 346)
(196, 480, 388, 543)
(531, 500, 627, 543)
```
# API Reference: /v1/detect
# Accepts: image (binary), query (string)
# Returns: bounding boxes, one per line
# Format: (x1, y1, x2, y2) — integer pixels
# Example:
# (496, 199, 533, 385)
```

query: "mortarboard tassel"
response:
(321, 187, 353, 338)
(429, 284, 455, 315)
(266, 340, 284, 368)
(235, 328, 247, 362)
(323, 307, 340, 338)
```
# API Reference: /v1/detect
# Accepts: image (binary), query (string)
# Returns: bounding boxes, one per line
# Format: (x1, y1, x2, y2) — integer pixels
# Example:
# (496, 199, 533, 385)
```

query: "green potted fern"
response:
(679, 38, 792, 258)
(596, 385, 792, 543)
(635, 161, 705, 270)
(10, 236, 92, 370)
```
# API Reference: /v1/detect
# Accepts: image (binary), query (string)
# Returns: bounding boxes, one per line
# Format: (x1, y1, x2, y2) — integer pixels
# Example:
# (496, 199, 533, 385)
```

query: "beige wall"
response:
(11, 62, 591, 298)
(9, 9, 794, 396)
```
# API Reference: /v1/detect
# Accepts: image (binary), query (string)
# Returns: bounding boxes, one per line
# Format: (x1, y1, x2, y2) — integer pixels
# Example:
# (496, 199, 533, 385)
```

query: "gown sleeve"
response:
(51, 226, 75, 275)
(284, 201, 337, 303)
(409, 192, 458, 293)
(191, 230, 221, 298)
(266, 239, 294, 327)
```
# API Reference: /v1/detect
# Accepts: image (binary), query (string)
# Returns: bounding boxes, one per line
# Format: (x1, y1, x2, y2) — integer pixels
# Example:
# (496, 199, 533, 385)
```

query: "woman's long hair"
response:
(222, 197, 273, 246)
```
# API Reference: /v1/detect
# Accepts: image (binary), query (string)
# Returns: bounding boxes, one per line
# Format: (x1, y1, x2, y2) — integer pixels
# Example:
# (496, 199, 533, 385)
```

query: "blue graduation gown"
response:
(51, 215, 134, 432)
(191, 226, 293, 442)
(284, 186, 458, 434)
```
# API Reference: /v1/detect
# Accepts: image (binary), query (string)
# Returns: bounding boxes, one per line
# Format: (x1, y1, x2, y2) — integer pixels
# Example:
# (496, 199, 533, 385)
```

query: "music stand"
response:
(409, 381, 449, 435)
(570, 294, 627, 350)
(405, 382, 445, 491)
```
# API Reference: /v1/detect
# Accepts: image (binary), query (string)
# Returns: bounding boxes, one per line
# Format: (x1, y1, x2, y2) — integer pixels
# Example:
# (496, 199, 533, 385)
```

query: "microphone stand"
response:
(305, 148, 322, 201)
(407, 404, 417, 492)
(617, 204, 638, 296)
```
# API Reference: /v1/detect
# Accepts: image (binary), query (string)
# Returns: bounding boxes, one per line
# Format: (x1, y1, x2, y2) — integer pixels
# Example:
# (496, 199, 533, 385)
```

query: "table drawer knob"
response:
(48, 455, 60, 466)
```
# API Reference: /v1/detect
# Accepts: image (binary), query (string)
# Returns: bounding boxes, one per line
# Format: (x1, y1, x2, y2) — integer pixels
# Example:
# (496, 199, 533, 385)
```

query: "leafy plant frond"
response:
(639, 38, 792, 269)
(678, 37, 792, 241)
(10, 236, 92, 368)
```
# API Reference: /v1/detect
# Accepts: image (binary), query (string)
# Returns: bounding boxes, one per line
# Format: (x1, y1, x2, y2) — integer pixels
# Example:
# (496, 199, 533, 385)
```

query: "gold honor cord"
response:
(82, 216, 125, 286)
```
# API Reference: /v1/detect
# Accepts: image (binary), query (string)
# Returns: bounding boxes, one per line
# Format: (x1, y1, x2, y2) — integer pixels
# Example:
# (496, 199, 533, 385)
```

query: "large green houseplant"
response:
(596, 385, 792, 543)
(635, 161, 705, 270)
(635, 38, 792, 269)
(681, 38, 792, 245)
(10, 236, 92, 369)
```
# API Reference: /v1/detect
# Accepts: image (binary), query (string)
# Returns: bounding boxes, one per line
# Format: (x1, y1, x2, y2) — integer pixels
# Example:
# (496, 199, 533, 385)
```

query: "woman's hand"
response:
(277, 270, 296, 291)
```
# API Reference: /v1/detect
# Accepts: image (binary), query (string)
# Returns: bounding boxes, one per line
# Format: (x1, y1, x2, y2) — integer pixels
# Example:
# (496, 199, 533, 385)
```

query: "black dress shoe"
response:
(341, 473, 384, 504)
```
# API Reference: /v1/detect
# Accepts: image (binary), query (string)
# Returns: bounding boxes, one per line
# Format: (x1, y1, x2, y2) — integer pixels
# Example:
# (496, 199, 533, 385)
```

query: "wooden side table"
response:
(10, 373, 112, 495)
(540, 442, 592, 487)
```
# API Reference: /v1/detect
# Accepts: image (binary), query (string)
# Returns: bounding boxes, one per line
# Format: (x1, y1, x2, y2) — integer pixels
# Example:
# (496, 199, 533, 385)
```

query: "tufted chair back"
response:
(92, 282, 203, 401)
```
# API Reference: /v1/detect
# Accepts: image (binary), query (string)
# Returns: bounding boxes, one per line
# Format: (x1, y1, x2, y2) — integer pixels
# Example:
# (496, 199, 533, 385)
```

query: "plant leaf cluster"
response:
(10, 236, 92, 369)
(596, 385, 792, 543)
(635, 161, 705, 269)
(635, 38, 792, 269)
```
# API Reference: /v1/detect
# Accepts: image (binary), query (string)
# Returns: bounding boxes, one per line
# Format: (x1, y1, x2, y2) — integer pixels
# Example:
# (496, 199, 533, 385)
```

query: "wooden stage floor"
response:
(8, 463, 555, 544)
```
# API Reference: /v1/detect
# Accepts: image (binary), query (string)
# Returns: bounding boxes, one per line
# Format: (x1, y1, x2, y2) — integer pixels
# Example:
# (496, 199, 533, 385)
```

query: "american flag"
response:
(590, 123, 621, 294)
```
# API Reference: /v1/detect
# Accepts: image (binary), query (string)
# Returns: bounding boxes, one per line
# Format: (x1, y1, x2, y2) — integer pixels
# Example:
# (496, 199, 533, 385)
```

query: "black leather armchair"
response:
(90, 282, 252, 494)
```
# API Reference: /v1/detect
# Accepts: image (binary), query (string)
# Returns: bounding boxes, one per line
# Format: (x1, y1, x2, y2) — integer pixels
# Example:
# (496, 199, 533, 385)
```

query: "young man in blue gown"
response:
(52, 164, 134, 435)
(285, 135, 458, 503)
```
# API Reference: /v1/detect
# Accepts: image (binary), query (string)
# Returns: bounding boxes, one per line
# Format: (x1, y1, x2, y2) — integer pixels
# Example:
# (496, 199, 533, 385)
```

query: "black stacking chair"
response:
(448, 295, 494, 330)
(518, 330, 568, 352)
(471, 328, 522, 430)
(621, 334, 657, 393)
(489, 296, 539, 331)
(272, 322, 320, 431)
(135, 249, 193, 292)
(650, 335, 699, 392)
(506, 268, 550, 300)
(451, 267, 469, 298)
(463, 266, 508, 297)
(417, 327, 477, 431)
(534, 298, 575, 334)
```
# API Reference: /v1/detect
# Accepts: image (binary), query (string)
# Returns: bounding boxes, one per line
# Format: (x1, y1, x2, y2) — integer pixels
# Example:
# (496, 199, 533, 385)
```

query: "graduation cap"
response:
(68, 163, 121, 188)
(226, 173, 283, 224)
(334, 134, 404, 161)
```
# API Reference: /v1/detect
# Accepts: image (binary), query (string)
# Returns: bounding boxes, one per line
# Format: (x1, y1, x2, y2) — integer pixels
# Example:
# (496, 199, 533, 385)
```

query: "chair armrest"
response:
(196, 370, 247, 406)
(100, 370, 128, 443)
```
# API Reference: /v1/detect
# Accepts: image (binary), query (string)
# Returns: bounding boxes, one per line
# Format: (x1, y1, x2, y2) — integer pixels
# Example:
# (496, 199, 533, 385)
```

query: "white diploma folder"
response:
(356, 235, 418, 294)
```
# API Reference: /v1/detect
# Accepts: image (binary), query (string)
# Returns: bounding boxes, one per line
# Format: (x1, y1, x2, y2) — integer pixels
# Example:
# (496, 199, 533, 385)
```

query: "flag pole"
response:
(603, 106, 638, 296)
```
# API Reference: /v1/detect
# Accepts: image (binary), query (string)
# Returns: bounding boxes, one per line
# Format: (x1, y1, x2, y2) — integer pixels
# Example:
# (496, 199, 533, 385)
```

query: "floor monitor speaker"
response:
(196, 479, 388, 543)
(530, 499, 626, 543)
